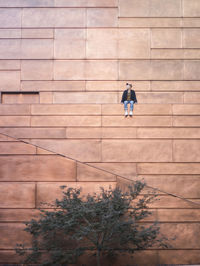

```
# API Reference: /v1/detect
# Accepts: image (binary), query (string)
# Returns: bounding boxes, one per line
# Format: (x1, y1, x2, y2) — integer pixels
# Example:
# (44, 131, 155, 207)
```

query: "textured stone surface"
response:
(173, 140, 200, 162)
(0, 8, 21, 28)
(2, 93, 39, 104)
(0, 142, 36, 154)
(21, 60, 53, 80)
(0, 116, 30, 127)
(151, 29, 182, 48)
(0, 71, 20, 91)
(87, 8, 117, 27)
(0, 104, 30, 115)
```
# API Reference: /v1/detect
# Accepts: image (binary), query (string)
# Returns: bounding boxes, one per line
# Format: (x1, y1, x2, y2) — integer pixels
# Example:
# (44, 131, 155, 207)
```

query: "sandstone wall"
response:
(0, 0, 200, 265)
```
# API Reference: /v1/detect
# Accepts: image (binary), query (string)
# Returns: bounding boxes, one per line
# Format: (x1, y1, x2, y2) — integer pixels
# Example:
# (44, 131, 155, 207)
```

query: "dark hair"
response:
(126, 83, 132, 87)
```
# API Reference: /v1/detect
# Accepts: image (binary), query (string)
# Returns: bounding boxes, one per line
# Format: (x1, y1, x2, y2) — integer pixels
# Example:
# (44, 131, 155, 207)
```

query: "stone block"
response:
(0, 127, 66, 139)
(22, 8, 85, 27)
(31, 115, 101, 127)
(151, 60, 183, 80)
(36, 182, 116, 207)
(0, 104, 30, 115)
(87, 8, 117, 27)
(86, 60, 118, 80)
(184, 92, 200, 103)
(184, 49, 200, 59)
(0, 116, 30, 127)
(21, 80, 86, 91)
(151, 80, 200, 91)
(102, 127, 137, 138)
(22, 28, 54, 38)
(31, 104, 101, 115)
(0, 182, 35, 208)
(119, 17, 181, 28)
(139, 175, 200, 198)
(53, 92, 118, 104)
(77, 163, 116, 181)
(30, 139, 101, 162)
(54, 60, 86, 80)
(21, 39, 53, 59)
(39, 92, 53, 103)
(0, 29, 21, 38)
(119, 60, 151, 80)
(102, 104, 172, 115)
(151, 49, 184, 59)
(102, 116, 172, 127)
(137, 128, 200, 139)
(21, 60, 53, 80)
(183, 18, 200, 27)
(137, 92, 183, 103)
(0, 209, 41, 222)
(183, 29, 200, 48)
(0, 155, 76, 181)
(158, 209, 200, 222)
(173, 116, 200, 126)
(119, 0, 150, 17)
(0, 71, 20, 91)
(173, 104, 200, 115)
(0, 8, 21, 28)
(118, 29, 150, 59)
(158, 250, 200, 265)
(173, 140, 200, 162)
(137, 163, 200, 174)
(0, 223, 32, 249)
(2, 93, 39, 104)
(0, 39, 20, 59)
(102, 140, 172, 162)
(0, 134, 16, 142)
(0, 142, 36, 155)
(86, 28, 118, 59)
(150, 195, 200, 208)
(0, 60, 20, 70)
(184, 60, 200, 80)
(86, 81, 119, 91)
(151, 29, 182, 48)
(67, 127, 101, 138)
(89, 162, 137, 178)
(150, 0, 182, 17)
(55, 0, 118, 7)
(183, 0, 200, 17)
(0, 0, 54, 7)
(54, 29, 86, 59)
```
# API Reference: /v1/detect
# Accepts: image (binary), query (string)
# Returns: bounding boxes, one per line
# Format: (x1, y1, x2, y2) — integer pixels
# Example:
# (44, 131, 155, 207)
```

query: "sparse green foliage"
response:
(15, 181, 169, 266)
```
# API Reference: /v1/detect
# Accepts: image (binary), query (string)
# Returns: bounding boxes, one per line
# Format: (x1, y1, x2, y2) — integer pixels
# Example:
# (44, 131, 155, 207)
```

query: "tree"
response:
(15, 181, 169, 266)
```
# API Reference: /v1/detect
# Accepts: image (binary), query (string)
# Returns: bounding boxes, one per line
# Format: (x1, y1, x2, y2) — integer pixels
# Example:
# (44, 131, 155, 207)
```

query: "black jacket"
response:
(121, 89, 138, 103)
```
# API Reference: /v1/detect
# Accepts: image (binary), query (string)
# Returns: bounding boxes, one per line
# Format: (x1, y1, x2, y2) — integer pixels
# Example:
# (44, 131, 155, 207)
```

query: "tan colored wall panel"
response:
(138, 128, 200, 139)
(77, 163, 116, 181)
(87, 8, 117, 27)
(159, 250, 200, 265)
(55, 29, 86, 59)
(137, 92, 183, 103)
(151, 81, 200, 91)
(39, 92, 53, 104)
(21, 80, 86, 92)
(31, 115, 101, 127)
(119, 0, 150, 17)
(0, 155, 76, 181)
(151, 49, 184, 60)
(0, 116, 30, 127)
(86, 29, 118, 59)
(31, 104, 101, 115)
(89, 162, 137, 178)
(173, 116, 200, 127)
(22, 28, 54, 38)
(0, 183, 35, 208)
(21, 60, 53, 80)
(102, 127, 137, 139)
(173, 104, 200, 115)
(37, 181, 116, 207)
(0, 71, 20, 91)
(0, 105, 30, 115)
(173, 140, 200, 162)
(86, 81, 119, 91)
(21, 39, 53, 59)
(0, 223, 32, 249)
(151, 29, 182, 48)
(0, 8, 21, 28)
(183, 0, 200, 17)
(102, 116, 172, 127)
(2, 93, 39, 104)
(0, 0, 54, 7)
(150, 195, 200, 208)
(183, 18, 200, 27)
(119, 18, 181, 28)
(119, 60, 151, 80)
(53, 92, 118, 104)
(0, 127, 66, 139)
(0, 29, 21, 38)
(184, 60, 200, 80)
(0, 209, 41, 222)
(55, 0, 118, 7)
(102, 104, 172, 115)
(0, 60, 20, 70)
(54, 60, 86, 80)
(118, 29, 150, 59)
(0, 142, 36, 154)
(102, 139, 172, 162)
(158, 209, 200, 222)
(183, 29, 200, 48)
(86, 60, 118, 80)
(137, 163, 200, 174)
(0, 39, 20, 59)
(184, 92, 200, 103)
(22, 8, 86, 27)
(67, 127, 101, 138)
(151, 60, 183, 80)
(30, 139, 101, 162)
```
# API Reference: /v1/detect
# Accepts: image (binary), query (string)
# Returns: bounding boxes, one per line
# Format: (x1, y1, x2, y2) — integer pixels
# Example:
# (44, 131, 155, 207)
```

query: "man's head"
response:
(126, 82, 132, 90)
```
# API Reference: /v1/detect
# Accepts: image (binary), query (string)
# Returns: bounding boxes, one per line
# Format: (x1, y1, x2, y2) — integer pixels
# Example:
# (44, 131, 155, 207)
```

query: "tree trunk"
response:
(96, 249, 101, 266)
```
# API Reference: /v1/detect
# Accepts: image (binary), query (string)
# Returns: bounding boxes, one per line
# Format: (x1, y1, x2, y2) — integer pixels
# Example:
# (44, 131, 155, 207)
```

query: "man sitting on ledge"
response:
(121, 82, 138, 117)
